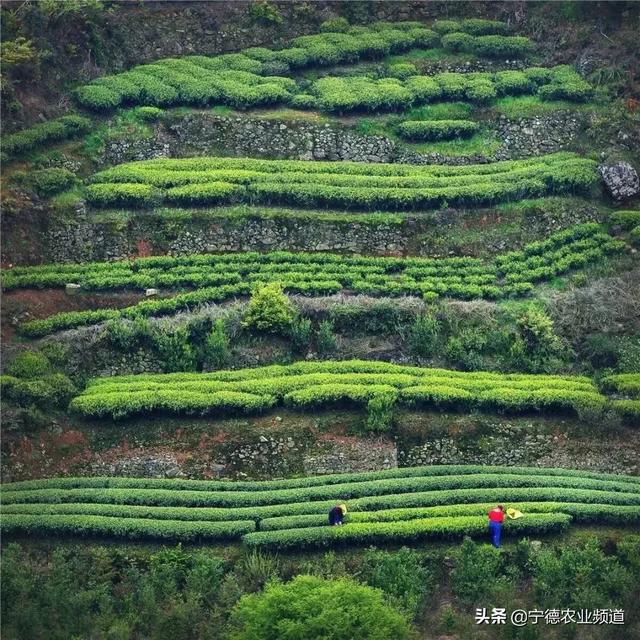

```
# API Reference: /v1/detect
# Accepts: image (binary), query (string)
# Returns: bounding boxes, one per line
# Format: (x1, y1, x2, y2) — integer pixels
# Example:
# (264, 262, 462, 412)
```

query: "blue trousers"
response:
(489, 522, 502, 547)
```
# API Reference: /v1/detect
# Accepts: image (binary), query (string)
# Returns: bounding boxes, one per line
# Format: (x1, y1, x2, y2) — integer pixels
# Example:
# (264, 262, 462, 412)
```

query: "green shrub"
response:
(204, 319, 231, 369)
(7, 351, 51, 378)
(451, 538, 506, 603)
(610, 210, 640, 229)
(226, 575, 413, 640)
(472, 35, 534, 58)
(397, 119, 479, 141)
(243, 282, 296, 334)
(359, 547, 432, 616)
(408, 314, 441, 358)
(152, 327, 197, 373)
(7, 373, 76, 407)
(74, 84, 122, 109)
(316, 320, 337, 355)
(366, 393, 397, 432)
(133, 106, 164, 121)
(289, 93, 318, 109)
(531, 539, 633, 610)
(494, 70, 533, 95)
(290, 317, 312, 354)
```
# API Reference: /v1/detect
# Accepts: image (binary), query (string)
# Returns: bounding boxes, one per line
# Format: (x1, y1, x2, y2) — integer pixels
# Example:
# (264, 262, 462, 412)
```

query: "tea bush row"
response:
(2, 115, 92, 158)
(74, 22, 441, 111)
(242, 514, 572, 549)
(82, 152, 598, 210)
(7, 463, 634, 494)
(9, 224, 622, 336)
(67, 360, 609, 420)
(0, 513, 255, 541)
(396, 119, 480, 141)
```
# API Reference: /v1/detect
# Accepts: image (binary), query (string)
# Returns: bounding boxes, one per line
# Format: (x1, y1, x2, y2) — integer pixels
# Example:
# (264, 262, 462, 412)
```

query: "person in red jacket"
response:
(488, 505, 505, 548)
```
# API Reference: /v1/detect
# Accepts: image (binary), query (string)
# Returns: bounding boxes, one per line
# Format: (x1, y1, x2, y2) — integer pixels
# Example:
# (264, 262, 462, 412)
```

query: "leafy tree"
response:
(226, 575, 414, 640)
(153, 327, 197, 372)
(289, 317, 312, 354)
(242, 283, 295, 334)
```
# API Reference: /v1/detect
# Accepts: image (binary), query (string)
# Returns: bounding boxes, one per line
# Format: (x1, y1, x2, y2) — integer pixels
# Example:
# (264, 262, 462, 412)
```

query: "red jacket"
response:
(488, 508, 505, 523)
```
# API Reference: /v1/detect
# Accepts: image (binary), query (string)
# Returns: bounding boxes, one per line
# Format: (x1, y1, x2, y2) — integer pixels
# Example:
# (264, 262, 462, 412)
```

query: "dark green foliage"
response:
(290, 317, 312, 354)
(153, 327, 197, 373)
(409, 313, 441, 358)
(451, 537, 507, 603)
(226, 575, 414, 640)
(204, 319, 231, 369)
(531, 538, 633, 610)
(316, 320, 337, 355)
(358, 547, 432, 616)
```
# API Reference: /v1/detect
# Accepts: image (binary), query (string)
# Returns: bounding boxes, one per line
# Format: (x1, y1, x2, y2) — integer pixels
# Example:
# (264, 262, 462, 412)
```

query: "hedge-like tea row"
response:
(74, 22, 440, 111)
(3, 464, 638, 544)
(601, 374, 640, 397)
(6, 464, 636, 494)
(82, 152, 598, 211)
(396, 119, 480, 141)
(442, 33, 534, 58)
(310, 66, 591, 113)
(259, 502, 640, 531)
(2, 115, 92, 158)
(66, 360, 610, 420)
(0, 513, 255, 541)
(7, 224, 623, 337)
(242, 513, 572, 549)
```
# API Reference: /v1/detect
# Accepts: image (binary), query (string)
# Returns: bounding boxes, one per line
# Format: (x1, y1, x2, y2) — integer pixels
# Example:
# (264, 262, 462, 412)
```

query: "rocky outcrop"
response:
(598, 161, 640, 200)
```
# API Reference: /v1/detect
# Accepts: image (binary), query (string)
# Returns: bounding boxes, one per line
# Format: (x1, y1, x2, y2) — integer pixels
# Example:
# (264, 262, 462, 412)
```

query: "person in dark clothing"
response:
(328, 503, 347, 526)
(488, 504, 505, 547)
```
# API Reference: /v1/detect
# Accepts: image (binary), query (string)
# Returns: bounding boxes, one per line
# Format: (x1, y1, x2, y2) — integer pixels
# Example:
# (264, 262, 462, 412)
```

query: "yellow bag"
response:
(506, 508, 524, 519)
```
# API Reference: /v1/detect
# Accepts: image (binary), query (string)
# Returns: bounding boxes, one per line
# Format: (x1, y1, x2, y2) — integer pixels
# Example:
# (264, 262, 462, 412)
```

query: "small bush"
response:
(243, 282, 296, 334)
(290, 93, 318, 110)
(316, 320, 337, 355)
(226, 575, 414, 640)
(7, 351, 50, 379)
(409, 314, 441, 358)
(152, 327, 197, 373)
(204, 319, 231, 369)
(290, 317, 312, 354)
(22, 168, 78, 197)
(461, 18, 509, 36)
(133, 106, 164, 121)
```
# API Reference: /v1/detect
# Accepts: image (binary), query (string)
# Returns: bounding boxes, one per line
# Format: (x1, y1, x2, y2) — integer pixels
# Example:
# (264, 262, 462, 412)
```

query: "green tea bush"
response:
(2, 114, 92, 157)
(226, 575, 414, 640)
(388, 62, 419, 79)
(432, 20, 461, 34)
(320, 17, 351, 33)
(610, 210, 640, 229)
(441, 32, 474, 52)
(316, 320, 337, 355)
(472, 35, 535, 58)
(494, 70, 533, 95)
(290, 317, 312, 354)
(460, 19, 510, 35)
(13, 167, 78, 197)
(538, 65, 593, 102)
(397, 119, 479, 141)
(86, 182, 162, 208)
(7, 351, 51, 378)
